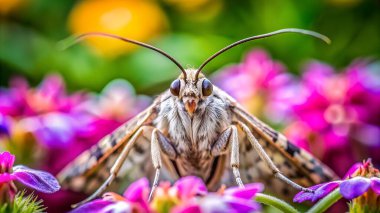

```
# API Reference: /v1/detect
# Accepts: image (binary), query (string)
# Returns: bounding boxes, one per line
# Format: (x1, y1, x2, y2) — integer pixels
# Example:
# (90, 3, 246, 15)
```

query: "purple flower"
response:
(294, 160, 380, 203)
(0, 151, 60, 204)
(71, 176, 263, 213)
(71, 178, 151, 213)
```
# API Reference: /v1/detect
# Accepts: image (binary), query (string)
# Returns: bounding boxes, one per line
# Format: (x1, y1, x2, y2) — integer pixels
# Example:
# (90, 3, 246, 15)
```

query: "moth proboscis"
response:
(57, 28, 338, 207)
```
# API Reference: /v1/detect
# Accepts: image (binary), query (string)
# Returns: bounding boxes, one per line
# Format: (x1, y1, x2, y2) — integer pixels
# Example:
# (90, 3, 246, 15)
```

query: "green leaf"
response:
(0, 190, 46, 213)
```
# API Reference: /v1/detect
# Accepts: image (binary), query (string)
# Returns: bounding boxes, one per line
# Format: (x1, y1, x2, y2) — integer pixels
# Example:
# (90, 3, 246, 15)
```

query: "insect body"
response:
(57, 29, 338, 206)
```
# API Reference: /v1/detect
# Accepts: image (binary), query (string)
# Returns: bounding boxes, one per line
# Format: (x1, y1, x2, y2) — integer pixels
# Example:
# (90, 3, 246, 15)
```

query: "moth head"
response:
(170, 68, 213, 115)
(64, 29, 330, 117)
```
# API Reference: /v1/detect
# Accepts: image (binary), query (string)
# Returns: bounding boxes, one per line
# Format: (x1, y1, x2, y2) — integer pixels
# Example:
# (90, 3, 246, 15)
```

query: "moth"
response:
(57, 28, 338, 206)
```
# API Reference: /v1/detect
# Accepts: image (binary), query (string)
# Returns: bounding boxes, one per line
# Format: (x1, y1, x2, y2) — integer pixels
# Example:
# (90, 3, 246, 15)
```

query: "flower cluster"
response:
(214, 50, 380, 177)
(0, 151, 60, 209)
(213, 49, 293, 123)
(294, 159, 380, 212)
(0, 75, 149, 171)
(0, 75, 150, 211)
(72, 176, 263, 213)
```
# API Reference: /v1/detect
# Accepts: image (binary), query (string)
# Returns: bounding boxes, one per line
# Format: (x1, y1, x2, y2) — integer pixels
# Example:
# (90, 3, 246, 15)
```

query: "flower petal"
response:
(224, 183, 264, 199)
(312, 181, 340, 202)
(343, 163, 362, 179)
(103, 201, 132, 213)
(172, 203, 202, 213)
(174, 176, 208, 200)
(0, 173, 16, 184)
(12, 165, 60, 193)
(370, 177, 380, 195)
(340, 177, 371, 199)
(0, 152, 15, 171)
(293, 182, 340, 203)
(123, 177, 149, 202)
(70, 199, 114, 213)
(224, 196, 261, 212)
(293, 184, 324, 203)
(200, 195, 231, 213)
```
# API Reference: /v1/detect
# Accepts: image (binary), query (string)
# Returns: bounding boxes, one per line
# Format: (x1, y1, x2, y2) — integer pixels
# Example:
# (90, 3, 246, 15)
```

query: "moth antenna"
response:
(58, 32, 187, 78)
(196, 28, 331, 80)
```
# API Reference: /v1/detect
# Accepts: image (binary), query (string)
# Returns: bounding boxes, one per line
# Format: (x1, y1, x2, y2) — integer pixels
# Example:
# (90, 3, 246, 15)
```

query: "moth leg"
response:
(237, 121, 313, 193)
(211, 125, 244, 187)
(73, 127, 145, 208)
(148, 129, 177, 200)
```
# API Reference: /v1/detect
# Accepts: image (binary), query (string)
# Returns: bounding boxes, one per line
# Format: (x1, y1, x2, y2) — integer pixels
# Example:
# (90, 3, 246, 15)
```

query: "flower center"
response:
(324, 104, 346, 125)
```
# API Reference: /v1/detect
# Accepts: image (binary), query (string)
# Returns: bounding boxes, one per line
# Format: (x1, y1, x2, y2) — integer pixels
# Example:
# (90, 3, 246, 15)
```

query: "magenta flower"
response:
(0, 152, 60, 204)
(213, 49, 293, 123)
(291, 61, 380, 147)
(71, 178, 151, 213)
(71, 176, 263, 213)
(158, 176, 263, 213)
(0, 75, 88, 148)
(173, 182, 263, 213)
(294, 160, 380, 203)
(173, 176, 208, 200)
(283, 60, 380, 176)
(0, 75, 85, 117)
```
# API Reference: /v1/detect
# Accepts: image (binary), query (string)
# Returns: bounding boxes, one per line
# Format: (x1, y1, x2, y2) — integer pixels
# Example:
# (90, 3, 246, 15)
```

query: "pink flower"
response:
(71, 176, 263, 213)
(1, 75, 151, 212)
(213, 49, 293, 123)
(71, 178, 151, 213)
(284, 60, 380, 176)
(172, 181, 263, 213)
(0, 152, 60, 204)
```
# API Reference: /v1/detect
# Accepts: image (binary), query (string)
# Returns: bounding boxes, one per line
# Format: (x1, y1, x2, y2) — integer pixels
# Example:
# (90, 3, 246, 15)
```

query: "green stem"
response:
(306, 188, 342, 213)
(255, 193, 299, 213)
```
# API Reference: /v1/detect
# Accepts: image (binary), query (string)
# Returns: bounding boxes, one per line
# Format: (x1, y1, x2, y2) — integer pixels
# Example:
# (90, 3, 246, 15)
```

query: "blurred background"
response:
(1, 0, 379, 92)
(0, 0, 380, 212)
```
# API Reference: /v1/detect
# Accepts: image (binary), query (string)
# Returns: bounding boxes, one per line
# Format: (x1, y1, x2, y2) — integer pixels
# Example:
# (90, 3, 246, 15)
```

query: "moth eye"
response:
(170, 79, 181, 96)
(202, 79, 213, 96)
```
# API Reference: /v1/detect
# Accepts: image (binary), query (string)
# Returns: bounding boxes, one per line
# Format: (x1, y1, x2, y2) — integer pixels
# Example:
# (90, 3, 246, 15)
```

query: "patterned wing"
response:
(214, 87, 338, 196)
(57, 92, 171, 193)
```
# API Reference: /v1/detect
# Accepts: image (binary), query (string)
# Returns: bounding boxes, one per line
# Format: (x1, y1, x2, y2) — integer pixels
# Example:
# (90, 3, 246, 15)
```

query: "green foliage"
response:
(0, 0, 379, 93)
(0, 191, 46, 213)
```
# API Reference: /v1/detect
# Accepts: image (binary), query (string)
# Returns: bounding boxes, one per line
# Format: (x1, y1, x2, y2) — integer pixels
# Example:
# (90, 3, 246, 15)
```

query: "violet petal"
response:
(0, 114, 10, 136)
(12, 165, 60, 193)
(70, 199, 114, 213)
(123, 177, 149, 202)
(312, 181, 340, 202)
(103, 201, 132, 213)
(200, 196, 232, 213)
(340, 177, 371, 199)
(225, 196, 261, 213)
(293, 184, 324, 203)
(224, 183, 264, 199)
(370, 177, 380, 195)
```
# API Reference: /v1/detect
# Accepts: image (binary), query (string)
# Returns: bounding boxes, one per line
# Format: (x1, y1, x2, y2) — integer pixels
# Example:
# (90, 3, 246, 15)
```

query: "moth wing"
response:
(213, 87, 338, 196)
(57, 92, 171, 193)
